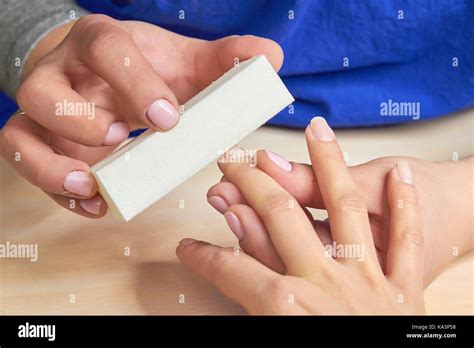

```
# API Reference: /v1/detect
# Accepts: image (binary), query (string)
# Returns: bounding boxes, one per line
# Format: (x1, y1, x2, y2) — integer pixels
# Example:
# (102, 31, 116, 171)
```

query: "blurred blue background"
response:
(1, 0, 473, 129)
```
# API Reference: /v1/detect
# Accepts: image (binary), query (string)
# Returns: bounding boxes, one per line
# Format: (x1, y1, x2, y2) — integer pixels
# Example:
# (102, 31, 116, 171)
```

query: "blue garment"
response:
(1, 0, 473, 129)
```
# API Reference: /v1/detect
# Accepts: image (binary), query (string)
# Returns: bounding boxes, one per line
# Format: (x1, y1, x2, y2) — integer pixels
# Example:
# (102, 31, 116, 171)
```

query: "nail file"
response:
(91, 55, 294, 221)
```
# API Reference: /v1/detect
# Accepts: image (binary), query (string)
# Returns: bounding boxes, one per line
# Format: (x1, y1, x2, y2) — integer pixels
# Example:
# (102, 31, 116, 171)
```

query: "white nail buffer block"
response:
(92, 55, 294, 221)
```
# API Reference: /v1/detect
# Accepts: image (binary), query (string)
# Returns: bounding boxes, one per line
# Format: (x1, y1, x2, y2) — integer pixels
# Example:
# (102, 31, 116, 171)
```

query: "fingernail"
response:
(207, 195, 229, 214)
(103, 122, 129, 145)
(264, 149, 292, 172)
(179, 238, 197, 246)
(79, 195, 102, 215)
(396, 161, 413, 185)
(310, 116, 335, 141)
(146, 99, 180, 130)
(224, 212, 245, 240)
(64, 171, 93, 196)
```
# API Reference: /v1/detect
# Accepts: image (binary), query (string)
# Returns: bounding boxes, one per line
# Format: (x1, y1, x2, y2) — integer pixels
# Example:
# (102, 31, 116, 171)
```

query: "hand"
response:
(0, 14, 283, 218)
(176, 117, 425, 314)
(208, 147, 473, 286)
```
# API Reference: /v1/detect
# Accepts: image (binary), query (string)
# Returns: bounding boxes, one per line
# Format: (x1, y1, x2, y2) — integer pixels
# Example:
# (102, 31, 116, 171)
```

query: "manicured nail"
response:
(80, 195, 102, 215)
(207, 195, 229, 214)
(146, 99, 180, 130)
(310, 116, 335, 141)
(396, 161, 413, 185)
(103, 122, 129, 145)
(64, 171, 93, 196)
(224, 212, 245, 240)
(264, 149, 292, 172)
(179, 238, 197, 246)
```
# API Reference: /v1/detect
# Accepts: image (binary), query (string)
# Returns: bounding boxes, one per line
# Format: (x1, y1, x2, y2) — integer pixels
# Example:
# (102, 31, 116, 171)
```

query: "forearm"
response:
(0, 0, 88, 99)
(442, 155, 473, 255)
(427, 154, 474, 284)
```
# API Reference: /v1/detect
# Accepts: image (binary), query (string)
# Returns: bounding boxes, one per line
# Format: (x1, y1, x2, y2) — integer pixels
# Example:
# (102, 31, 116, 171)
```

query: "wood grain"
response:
(1, 109, 472, 314)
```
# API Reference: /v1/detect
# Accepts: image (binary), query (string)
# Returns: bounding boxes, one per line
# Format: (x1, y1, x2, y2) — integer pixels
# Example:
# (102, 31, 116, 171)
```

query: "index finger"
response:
(176, 239, 278, 314)
(72, 15, 180, 131)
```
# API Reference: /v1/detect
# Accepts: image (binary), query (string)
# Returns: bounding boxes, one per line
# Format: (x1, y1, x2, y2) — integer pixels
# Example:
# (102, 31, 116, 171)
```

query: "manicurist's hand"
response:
(177, 117, 425, 314)
(0, 14, 283, 218)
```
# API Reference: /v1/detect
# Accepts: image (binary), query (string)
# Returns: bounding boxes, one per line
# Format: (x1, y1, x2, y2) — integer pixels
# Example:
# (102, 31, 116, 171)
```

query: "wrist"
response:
(22, 20, 76, 80)
(439, 156, 473, 255)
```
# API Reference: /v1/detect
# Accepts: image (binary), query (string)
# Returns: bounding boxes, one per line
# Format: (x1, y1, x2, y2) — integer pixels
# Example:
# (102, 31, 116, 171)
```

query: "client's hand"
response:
(176, 117, 425, 314)
(208, 138, 473, 287)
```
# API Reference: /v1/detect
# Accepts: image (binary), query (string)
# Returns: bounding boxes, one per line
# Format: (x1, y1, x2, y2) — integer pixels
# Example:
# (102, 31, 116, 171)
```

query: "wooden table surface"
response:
(1, 110, 473, 315)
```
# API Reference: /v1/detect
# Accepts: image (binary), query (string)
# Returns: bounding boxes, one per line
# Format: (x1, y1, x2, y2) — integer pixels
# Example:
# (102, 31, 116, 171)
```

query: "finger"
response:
(305, 117, 379, 268)
(190, 35, 284, 97)
(72, 15, 180, 131)
(0, 115, 97, 198)
(257, 150, 389, 216)
(218, 148, 329, 276)
(209, 180, 317, 228)
(46, 193, 107, 218)
(386, 162, 424, 292)
(17, 67, 130, 147)
(176, 239, 279, 314)
(48, 134, 115, 166)
(225, 204, 286, 274)
(208, 181, 316, 226)
(207, 181, 246, 213)
(218, 152, 388, 267)
(257, 149, 322, 208)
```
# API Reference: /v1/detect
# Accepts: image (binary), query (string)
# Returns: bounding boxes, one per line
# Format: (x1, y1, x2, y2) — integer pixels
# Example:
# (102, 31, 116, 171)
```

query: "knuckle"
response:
(1, 118, 23, 151)
(364, 271, 389, 293)
(264, 277, 292, 300)
(318, 262, 346, 287)
(334, 193, 367, 214)
(16, 73, 44, 108)
(208, 248, 235, 279)
(32, 156, 54, 188)
(74, 14, 114, 32)
(0, 124, 13, 156)
(76, 119, 105, 146)
(260, 192, 296, 217)
(397, 189, 419, 208)
(399, 227, 424, 252)
(88, 30, 125, 61)
(75, 15, 124, 61)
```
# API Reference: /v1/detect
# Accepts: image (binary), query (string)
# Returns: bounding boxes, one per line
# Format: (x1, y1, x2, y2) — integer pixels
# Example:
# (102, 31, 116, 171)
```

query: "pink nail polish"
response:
(146, 99, 180, 130)
(103, 122, 129, 145)
(179, 238, 197, 245)
(80, 195, 102, 215)
(207, 195, 229, 214)
(396, 161, 413, 185)
(64, 171, 93, 196)
(310, 116, 335, 141)
(264, 149, 292, 172)
(224, 212, 245, 240)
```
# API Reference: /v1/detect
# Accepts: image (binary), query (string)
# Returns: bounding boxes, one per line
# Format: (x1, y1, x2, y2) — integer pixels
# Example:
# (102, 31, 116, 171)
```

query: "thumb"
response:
(192, 35, 284, 90)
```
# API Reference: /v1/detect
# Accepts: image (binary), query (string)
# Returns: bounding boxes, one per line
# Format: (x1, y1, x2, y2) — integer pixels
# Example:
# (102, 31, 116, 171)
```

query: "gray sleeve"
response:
(0, 0, 90, 99)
